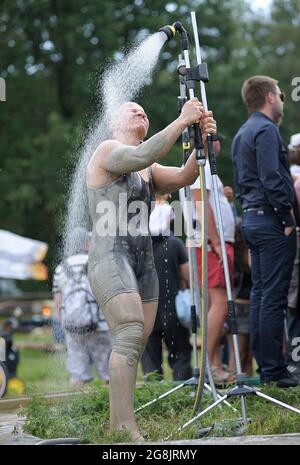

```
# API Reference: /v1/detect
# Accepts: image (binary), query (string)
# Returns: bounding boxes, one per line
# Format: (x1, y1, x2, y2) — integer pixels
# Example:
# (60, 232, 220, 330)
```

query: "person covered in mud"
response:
(86, 98, 216, 441)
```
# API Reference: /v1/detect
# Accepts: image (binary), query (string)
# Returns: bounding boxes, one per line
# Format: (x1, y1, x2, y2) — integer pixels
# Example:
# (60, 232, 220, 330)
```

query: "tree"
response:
(1, 0, 299, 289)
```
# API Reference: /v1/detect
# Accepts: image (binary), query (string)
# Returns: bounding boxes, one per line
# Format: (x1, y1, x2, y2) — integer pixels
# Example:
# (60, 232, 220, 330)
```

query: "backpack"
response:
(60, 254, 103, 333)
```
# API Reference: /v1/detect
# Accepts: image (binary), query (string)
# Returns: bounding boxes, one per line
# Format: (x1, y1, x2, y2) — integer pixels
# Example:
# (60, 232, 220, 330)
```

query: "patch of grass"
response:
(21, 382, 300, 443)
(14, 346, 166, 396)
(9, 328, 174, 396)
(12, 328, 300, 442)
(14, 327, 54, 345)
(3, 328, 69, 396)
(17, 349, 70, 394)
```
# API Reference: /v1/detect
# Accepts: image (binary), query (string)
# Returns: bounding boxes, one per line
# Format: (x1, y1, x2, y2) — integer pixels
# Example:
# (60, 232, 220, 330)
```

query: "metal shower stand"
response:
(164, 11, 300, 440)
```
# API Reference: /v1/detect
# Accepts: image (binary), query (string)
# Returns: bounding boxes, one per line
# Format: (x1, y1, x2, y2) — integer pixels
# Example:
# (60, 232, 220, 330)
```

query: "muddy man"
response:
(86, 98, 216, 441)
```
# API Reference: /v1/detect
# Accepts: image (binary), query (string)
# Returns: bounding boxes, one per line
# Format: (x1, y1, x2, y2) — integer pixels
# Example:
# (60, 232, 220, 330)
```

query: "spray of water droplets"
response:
(63, 32, 167, 258)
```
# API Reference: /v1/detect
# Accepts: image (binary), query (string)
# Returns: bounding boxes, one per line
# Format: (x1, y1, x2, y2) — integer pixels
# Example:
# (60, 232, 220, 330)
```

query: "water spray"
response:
(63, 28, 172, 260)
(52, 26, 179, 446)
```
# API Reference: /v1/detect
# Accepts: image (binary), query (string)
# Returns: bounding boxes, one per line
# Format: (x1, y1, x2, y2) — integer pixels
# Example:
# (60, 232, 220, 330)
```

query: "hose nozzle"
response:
(172, 21, 191, 50)
(158, 25, 176, 42)
(172, 21, 184, 33)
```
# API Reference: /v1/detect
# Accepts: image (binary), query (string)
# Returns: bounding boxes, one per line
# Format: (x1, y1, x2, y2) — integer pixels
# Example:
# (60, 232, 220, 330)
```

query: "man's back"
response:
(232, 111, 294, 214)
(231, 75, 298, 387)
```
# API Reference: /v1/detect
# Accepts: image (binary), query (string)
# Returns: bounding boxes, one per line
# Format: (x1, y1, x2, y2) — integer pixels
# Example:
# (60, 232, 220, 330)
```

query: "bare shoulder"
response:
(91, 140, 122, 166)
(87, 139, 123, 187)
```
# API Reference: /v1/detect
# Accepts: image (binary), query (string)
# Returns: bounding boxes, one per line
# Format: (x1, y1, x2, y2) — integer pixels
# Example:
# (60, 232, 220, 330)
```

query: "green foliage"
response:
(1, 0, 300, 289)
(21, 382, 300, 443)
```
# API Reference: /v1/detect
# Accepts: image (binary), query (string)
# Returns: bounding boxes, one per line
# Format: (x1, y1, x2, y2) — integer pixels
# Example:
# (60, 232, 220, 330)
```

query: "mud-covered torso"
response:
(88, 170, 155, 274)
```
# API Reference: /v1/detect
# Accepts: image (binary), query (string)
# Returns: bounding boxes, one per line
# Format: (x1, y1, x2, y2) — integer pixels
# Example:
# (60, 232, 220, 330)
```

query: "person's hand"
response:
(223, 186, 234, 202)
(284, 210, 296, 236)
(179, 97, 204, 127)
(284, 225, 295, 236)
(212, 243, 223, 262)
(200, 110, 217, 137)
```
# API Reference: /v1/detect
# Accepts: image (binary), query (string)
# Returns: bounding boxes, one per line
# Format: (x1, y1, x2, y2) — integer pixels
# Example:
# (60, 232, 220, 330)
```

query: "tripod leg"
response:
(134, 383, 185, 413)
(256, 390, 300, 414)
(164, 394, 228, 440)
(205, 355, 240, 413)
(204, 381, 238, 413)
(205, 358, 239, 413)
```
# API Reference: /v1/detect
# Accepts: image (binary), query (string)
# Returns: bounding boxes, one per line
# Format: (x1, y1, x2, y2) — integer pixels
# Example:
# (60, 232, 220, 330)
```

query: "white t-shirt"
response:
(290, 164, 300, 178)
(149, 202, 174, 236)
(180, 163, 235, 246)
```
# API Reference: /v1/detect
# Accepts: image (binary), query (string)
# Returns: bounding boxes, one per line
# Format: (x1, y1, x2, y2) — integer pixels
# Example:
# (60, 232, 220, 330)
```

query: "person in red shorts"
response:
(190, 139, 236, 386)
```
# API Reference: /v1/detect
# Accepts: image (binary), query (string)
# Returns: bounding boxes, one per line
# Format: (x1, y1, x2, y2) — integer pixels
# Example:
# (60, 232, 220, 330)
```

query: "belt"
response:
(243, 206, 273, 213)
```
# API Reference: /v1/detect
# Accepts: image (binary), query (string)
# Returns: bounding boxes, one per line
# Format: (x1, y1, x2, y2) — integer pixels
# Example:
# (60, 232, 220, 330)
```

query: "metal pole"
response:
(164, 395, 227, 440)
(178, 28, 209, 413)
(190, 10, 247, 425)
(255, 390, 300, 414)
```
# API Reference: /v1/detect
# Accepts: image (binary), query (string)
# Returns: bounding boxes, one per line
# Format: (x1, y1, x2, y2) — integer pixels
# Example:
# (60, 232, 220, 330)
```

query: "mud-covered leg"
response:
(102, 292, 145, 441)
(139, 300, 158, 359)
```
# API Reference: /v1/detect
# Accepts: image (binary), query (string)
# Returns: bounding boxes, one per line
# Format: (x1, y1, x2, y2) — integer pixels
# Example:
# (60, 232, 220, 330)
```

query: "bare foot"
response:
(111, 425, 145, 443)
(131, 432, 145, 443)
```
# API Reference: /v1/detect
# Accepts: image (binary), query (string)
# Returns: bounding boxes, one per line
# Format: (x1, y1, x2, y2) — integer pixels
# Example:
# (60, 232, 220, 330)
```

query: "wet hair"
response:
(241, 75, 278, 114)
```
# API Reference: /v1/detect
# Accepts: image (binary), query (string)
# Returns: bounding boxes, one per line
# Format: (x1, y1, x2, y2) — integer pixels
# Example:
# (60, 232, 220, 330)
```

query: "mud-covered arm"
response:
(152, 111, 217, 193)
(97, 118, 188, 174)
(96, 98, 204, 174)
(152, 151, 199, 194)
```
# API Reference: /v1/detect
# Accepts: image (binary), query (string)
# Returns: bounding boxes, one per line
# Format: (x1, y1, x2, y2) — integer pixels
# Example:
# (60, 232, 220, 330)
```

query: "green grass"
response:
(21, 382, 300, 443)
(5, 327, 70, 396)
(13, 327, 54, 345)
(7, 327, 173, 396)
(8, 327, 300, 442)
(16, 349, 70, 394)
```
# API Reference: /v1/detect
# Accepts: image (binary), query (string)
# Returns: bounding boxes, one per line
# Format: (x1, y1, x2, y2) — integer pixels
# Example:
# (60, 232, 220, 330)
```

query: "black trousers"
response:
(242, 210, 297, 382)
(141, 306, 192, 381)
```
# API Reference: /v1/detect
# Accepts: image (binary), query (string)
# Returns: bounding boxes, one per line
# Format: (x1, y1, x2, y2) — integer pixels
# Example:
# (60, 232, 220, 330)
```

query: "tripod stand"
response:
(164, 11, 300, 440)
(135, 27, 236, 415)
